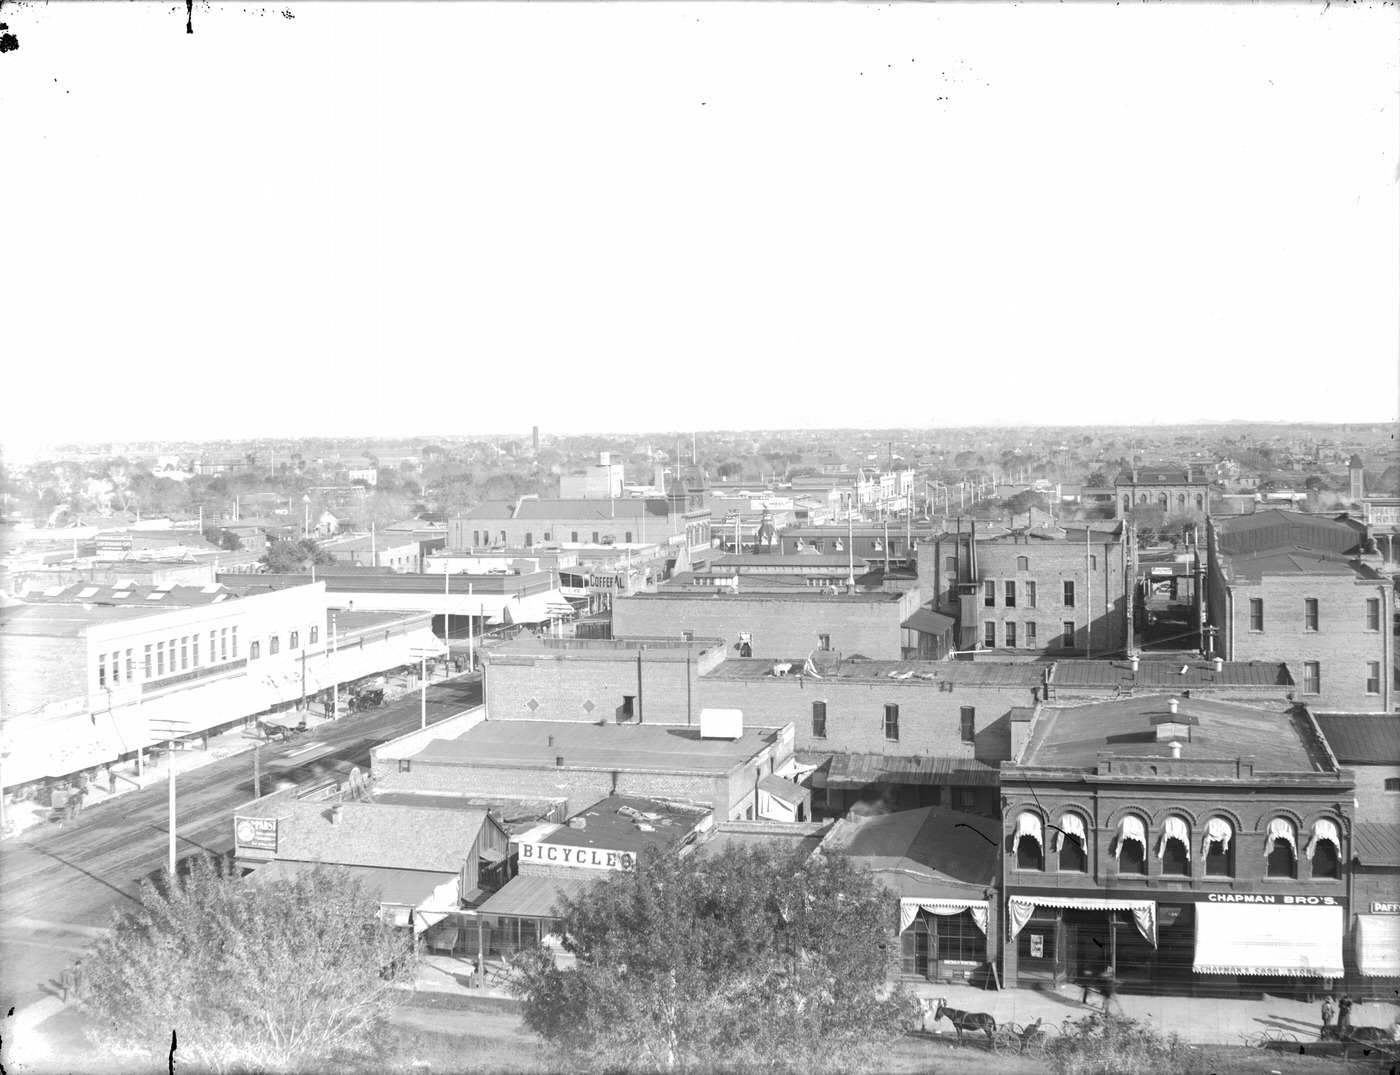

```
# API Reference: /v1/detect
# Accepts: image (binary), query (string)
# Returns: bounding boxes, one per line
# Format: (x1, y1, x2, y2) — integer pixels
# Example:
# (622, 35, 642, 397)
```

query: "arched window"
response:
(1266, 817, 1297, 878)
(1195, 494, 1204, 512)
(1123, 495, 1131, 513)
(1055, 812, 1088, 873)
(1017, 555, 1029, 572)
(1158, 493, 1168, 511)
(1014, 811, 1044, 871)
(249, 640, 261, 660)
(269, 635, 280, 655)
(1177, 493, 1186, 513)
(1307, 819, 1341, 879)
(310, 626, 319, 645)
(1158, 816, 1190, 876)
(1139, 493, 1149, 504)
(1115, 815, 1147, 875)
(1202, 816, 1234, 877)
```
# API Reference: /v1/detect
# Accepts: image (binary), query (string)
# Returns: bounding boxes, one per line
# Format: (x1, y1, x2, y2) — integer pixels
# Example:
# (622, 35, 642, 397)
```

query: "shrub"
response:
(1046, 1013, 1207, 1075)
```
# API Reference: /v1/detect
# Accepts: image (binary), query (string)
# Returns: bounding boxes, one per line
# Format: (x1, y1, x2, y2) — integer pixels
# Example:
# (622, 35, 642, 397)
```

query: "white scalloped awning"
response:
(1266, 817, 1296, 857)
(1194, 903, 1342, 977)
(1305, 818, 1340, 858)
(899, 898, 989, 934)
(1202, 816, 1232, 858)
(1014, 811, 1043, 854)
(1116, 815, 1146, 854)
(1055, 813, 1087, 852)
(1159, 816, 1191, 860)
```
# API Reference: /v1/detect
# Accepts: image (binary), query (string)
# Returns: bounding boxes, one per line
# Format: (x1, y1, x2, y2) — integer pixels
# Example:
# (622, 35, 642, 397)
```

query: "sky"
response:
(3, 1, 1397, 449)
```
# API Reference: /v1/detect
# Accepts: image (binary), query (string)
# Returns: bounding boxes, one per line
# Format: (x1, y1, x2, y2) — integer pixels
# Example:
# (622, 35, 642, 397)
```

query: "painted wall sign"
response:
(1371, 901, 1400, 914)
(1205, 893, 1340, 906)
(518, 841, 635, 871)
(234, 815, 278, 851)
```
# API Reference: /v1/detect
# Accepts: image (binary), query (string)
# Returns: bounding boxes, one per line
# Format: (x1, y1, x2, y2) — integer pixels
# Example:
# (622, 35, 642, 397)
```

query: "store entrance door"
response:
(1066, 910, 1113, 990)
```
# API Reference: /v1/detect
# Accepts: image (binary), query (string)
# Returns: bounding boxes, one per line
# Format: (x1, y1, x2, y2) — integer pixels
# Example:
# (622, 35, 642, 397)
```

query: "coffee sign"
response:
(519, 841, 635, 871)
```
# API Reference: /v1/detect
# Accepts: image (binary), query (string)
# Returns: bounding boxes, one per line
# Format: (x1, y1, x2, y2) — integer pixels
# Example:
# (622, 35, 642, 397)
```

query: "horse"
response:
(932, 998, 998, 1046)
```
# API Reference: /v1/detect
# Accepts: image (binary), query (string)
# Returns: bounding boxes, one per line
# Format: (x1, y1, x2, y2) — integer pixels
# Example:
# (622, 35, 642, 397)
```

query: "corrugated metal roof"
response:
(1313, 714, 1400, 764)
(1352, 823, 1400, 866)
(1214, 510, 1366, 558)
(826, 754, 1001, 788)
(251, 860, 454, 906)
(1053, 660, 1292, 689)
(474, 873, 594, 919)
(1222, 546, 1375, 581)
(901, 609, 956, 635)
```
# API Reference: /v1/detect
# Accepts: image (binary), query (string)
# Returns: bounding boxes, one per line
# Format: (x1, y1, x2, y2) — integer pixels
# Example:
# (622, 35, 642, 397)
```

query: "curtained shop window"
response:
(939, 911, 984, 962)
(1266, 817, 1297, 878)
(1202, 817, 1234, 877)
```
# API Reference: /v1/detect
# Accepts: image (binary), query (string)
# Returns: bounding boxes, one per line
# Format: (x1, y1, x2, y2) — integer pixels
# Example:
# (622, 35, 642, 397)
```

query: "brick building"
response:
(1205, 515, 1393, 712)
(369, 716, 796, 823)
(1112, 467, 1212, 518)
(1002, 695, 1353, 997)
(611, 588, 925, 661)
(450, 493, 713, 572)
(483, 635, 727, 726)
(1311, 712, 1400, 989)
(917, 524, 1132, 657)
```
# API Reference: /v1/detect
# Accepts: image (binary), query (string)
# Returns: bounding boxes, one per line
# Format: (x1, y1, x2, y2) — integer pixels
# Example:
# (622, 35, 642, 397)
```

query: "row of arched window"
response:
(1122, 492, 1205, 514)
(1011, 811, 1342, 880)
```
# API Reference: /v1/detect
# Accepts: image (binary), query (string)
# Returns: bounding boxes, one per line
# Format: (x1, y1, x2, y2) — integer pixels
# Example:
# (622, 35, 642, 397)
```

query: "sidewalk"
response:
(2, 665, 470, 842)
(908, 978, 1400, 1046)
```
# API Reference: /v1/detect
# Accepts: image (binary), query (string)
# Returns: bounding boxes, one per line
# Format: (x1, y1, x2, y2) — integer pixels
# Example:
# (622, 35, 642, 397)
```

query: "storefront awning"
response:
(1356, 914, 1400, 977)
(1008, 895, 1156, 947)
(1193, 902, 1343, 977)
(900, 898, 988, 934)
(249, 860, 458, 910)
(474, 873, 593, 919)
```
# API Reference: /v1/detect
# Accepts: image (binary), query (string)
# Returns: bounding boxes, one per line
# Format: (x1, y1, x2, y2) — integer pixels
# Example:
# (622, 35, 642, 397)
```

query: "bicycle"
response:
(1243, 1029, 1299, 1049)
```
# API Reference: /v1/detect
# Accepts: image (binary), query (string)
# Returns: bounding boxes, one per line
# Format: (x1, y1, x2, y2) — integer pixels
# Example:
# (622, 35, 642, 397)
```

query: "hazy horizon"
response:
(5, 2, 1397, 449)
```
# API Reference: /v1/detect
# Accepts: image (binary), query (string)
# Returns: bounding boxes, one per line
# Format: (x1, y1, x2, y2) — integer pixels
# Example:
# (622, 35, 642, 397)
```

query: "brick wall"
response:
(485, 651, 707, 726)
(699, 674, 1032, 760)
(1350, 765, 1400, 815)
(1214, 572, 1393, 712)
(612, 591, 920, 660)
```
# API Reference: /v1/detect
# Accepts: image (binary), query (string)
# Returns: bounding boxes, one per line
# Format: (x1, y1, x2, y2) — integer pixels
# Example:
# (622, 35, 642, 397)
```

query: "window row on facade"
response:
(982, 620, 1079, 649)
(98, 621, 326, 687)
(1123, 492, 1205, 513)
(978, 578, 1085, 609)
(1011, 810, 1342, 880)
(1246, 597, 1382, 633)
(809, 702, 977, 744)
(1289, 661, 1382, 696)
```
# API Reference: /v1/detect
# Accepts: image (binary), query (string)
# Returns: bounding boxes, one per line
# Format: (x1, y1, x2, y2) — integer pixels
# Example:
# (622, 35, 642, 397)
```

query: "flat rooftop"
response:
(1021, 697, 1331, 773)
(539, 794, 712, 857)
(413, 720, 782, 774)
(703, 657, 1047, 687)
(1220, 546, 1379, 582)
(1051, 659, 1292, 690)
(619, 589, 904, 603)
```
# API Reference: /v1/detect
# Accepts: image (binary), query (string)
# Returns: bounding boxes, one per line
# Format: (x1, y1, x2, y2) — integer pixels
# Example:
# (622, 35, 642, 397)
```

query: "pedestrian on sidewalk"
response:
(107, 767, 117, 795)
(73, 959, 88, 1003)
(59, 962, 75, 1003)
(1080, 967, 1100, 1006)
(1320, 995, 1337, 1038)
(1338, 994, 1354, 1033)
(1100, 966, 1121, 1017)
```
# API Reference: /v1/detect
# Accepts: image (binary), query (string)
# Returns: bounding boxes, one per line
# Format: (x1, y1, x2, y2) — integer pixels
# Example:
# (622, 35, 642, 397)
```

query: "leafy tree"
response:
(262, 538, 334, 573)
(512, 844, 917, 1074)
(1005, 490, 1048, 517)
(81, 855, 418, 1074)
(1126, 505, 1165, 544)
(1085, 470, 1108, 487)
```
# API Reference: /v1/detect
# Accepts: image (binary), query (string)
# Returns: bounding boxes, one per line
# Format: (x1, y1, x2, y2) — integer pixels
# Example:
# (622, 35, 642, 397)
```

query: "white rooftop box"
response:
(699, 708, 744, 740)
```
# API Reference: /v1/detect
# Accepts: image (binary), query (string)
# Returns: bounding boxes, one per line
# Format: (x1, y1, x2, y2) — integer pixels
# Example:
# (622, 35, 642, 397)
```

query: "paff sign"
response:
(519, 841, 635, 871)
(234, 816, 278, 852)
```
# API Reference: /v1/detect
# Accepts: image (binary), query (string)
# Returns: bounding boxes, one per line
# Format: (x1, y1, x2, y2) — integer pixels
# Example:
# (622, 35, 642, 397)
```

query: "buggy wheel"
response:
(992, 1028, 1022, 1058)
(1276, 1032, 1298, 1044)
(1244, 1032, 1267, 1049)
(1026, 1030, 1052, 1061)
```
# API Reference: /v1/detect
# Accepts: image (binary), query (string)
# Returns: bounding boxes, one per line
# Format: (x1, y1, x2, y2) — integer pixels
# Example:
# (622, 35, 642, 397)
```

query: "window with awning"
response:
(1266, 817, 1296, 856)
(1053, 813, 1087, 852)
(1007, 896, 1156, 947)
(1201, 816, 1232, 858)
(1266, 817, 1297, 877)
(1356, 914, 1400, 978)
(899, 898, 989, 935)
(1114, 815, 1146, 856)
(1305, 818, 1339, 858)
(1013, 811, 1043, 854)
(1158, 816, 1190, 860)
(1193, 902, 1343, 977)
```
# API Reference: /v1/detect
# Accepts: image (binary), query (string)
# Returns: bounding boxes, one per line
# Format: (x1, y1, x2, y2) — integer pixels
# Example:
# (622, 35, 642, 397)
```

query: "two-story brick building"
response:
(1113, 467, 1212, 519)
(1001, 695, 1353, 997)
(917, 524, 1132, 657)
(1311, 712, 1400, 990)
(1205, 516, 1393, 712)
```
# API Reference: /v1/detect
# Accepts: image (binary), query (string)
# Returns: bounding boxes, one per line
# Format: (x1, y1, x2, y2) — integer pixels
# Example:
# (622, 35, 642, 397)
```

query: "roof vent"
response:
(1167, 698, 1180, 715)
(1212, 657, 1224, 673)
(330, 804, 343, 826)
(568, 817, 586, 829)
(1169, 741, 1182, 759)
(1128, 654, 1139, 673)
